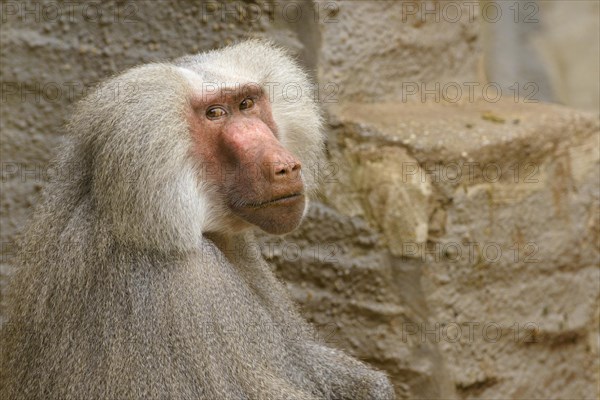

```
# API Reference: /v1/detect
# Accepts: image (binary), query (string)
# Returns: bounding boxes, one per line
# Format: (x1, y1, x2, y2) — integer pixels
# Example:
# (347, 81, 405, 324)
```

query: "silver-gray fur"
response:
(1, 40, 394, 400)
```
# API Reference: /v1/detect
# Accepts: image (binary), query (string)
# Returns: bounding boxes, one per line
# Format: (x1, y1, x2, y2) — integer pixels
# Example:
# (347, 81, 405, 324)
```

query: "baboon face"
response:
(187, 83, 305, 235)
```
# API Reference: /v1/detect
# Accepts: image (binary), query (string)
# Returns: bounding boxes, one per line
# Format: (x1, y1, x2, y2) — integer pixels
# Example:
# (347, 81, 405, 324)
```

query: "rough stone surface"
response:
(316, 0, 481, 103)
(323, 142, 432, 256)
(296, 100, 598, 398)
(1, 1, 599, 399)
(482, 0, 600, 112)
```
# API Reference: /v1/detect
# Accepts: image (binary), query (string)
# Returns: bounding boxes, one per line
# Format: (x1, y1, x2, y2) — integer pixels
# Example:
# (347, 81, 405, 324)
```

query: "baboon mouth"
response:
(247, 193, 304, 209)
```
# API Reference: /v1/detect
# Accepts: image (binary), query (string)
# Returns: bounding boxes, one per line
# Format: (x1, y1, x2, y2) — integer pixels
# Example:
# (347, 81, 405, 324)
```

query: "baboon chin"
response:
(1, 40, 395, 400)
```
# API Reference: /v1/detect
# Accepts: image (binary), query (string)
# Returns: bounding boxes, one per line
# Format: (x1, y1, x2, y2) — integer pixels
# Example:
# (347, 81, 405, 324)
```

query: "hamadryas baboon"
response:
(1, 40, 394, 400)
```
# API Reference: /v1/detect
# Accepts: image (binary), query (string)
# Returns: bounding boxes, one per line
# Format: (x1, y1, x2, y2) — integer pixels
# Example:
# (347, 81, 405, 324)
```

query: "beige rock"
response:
(287, 100, 599, 398)
(324, 141, 431, 256)
(316, 0, 481, 103)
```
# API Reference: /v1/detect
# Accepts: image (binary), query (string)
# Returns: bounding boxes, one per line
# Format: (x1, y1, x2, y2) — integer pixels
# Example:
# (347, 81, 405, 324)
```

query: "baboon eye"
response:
(206, 106, 228, 120)
(239, 98, 255, 111)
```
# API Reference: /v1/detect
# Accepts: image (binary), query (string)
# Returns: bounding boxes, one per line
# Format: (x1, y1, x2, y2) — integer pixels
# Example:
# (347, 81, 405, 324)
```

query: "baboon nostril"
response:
(276, 167, 287, 175)
(274, 161, 300, 176)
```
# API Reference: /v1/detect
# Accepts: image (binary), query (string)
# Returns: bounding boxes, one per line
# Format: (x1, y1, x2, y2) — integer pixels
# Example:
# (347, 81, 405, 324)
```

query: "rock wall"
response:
(317, 100, 599, 398)
(482, 0, 600, 112)
(1, 1, 598, 399)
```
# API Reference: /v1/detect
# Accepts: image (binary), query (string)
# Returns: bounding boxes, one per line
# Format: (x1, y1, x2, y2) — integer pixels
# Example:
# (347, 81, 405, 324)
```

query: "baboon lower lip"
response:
(246, 193, 304, 209)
